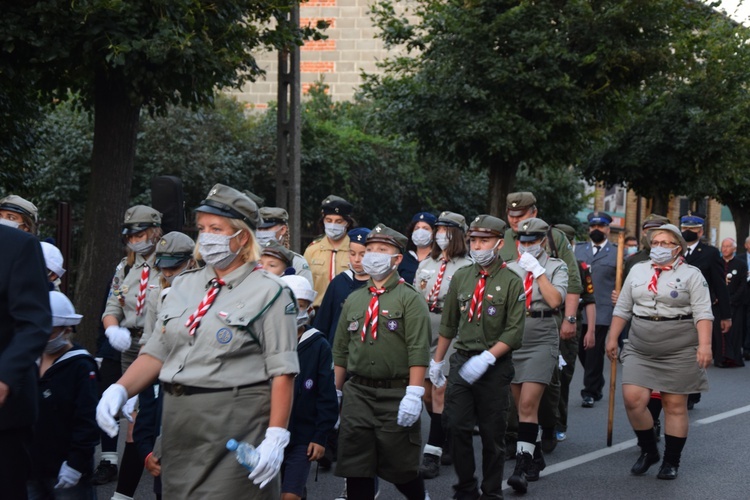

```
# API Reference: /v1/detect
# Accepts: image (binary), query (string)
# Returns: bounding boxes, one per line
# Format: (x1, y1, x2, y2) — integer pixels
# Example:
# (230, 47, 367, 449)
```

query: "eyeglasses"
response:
(651, 241, 679, 248)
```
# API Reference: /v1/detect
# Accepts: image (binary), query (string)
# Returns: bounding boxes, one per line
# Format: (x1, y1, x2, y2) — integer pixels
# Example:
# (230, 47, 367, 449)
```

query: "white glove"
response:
(459, 350, 496, 385)
(334, 389, 343, 430)
(429, 359, 446, 388)
(105, 325, 132, 352)
(248, 427, 290, 488)
(518, 252, 545, 279)
(397, 385, 425, 427)
(558, 354, 567, 370)
(122, 395, 138, 423)
(96, 384, 128, 438)
(55, 461, 82, 489)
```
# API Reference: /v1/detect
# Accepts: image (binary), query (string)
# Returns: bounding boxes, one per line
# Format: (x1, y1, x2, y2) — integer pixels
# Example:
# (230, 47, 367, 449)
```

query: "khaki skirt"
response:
(621, 317, 708, 394)
(512, 317, 559, 384)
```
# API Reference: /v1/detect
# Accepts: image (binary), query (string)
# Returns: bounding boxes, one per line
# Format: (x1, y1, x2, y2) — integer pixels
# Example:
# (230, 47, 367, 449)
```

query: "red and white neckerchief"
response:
(647, 265, 673, 294)
(361, 278, 405, 341)
(135, 264, 150, 316)
(427, 259, 448, 311)
(468, 271, 489, 322)
(329, 249, 338, 281)
(185, 278, 226, 336)
(524, 272, 534, 309)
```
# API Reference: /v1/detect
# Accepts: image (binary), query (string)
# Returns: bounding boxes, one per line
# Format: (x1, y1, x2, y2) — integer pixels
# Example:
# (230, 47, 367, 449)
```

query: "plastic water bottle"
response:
(226, 439, 260, 472)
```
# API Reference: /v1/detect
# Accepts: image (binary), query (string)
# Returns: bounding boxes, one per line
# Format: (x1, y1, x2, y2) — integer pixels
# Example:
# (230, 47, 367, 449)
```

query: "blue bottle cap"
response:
(226, 439, 239, 451)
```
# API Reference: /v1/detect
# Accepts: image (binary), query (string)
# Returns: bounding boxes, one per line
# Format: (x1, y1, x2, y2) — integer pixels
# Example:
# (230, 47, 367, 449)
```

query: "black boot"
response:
(631, 428, 660, 475)
(657, 434, 686, 480)
(507, 452, 532, 493)
(526, 443, 546, 482)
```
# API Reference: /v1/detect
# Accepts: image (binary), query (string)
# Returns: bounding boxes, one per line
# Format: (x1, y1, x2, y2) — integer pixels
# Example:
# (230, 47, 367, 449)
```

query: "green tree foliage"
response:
(362, 0, 697, 216)
(580, 11, 750, 241)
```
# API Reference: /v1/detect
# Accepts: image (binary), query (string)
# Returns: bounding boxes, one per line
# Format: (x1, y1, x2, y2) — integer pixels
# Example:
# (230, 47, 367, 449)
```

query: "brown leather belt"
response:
(163, 381, 265, 397)
(350, 375, 408, 389)
(634, 314, 693, 322)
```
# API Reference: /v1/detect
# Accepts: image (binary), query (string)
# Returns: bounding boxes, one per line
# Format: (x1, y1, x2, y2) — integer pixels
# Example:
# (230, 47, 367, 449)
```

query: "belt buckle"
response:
(172, 383, 185, 396)
(525, 311, 532, 317)
(652, 316, 660, 321)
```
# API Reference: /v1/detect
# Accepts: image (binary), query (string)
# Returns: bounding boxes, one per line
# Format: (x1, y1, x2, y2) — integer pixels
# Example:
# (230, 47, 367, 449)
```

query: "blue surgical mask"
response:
(649, 246, 676, 265)
(324, 223, 347, 241)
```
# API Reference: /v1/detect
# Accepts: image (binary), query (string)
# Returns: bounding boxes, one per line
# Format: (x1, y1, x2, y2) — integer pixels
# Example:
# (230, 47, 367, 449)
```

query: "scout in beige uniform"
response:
(256, 206, 313, 285)
(432, 215, 525, 500)
(99, 205, 162, 496)
(0, 194, 39, 233)
(506, 218, 568, 494)
(97, 184, 299, 499)
(606, 224, 712, 480)
(333, 224, 431, 500)
(415, 211, 472, 478)
(304, 195, 354, 307)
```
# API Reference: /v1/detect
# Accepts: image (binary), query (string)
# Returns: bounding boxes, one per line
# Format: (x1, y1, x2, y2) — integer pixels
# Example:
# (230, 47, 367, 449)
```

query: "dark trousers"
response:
(557, 333, 579, 432)
(0, 426, 33, 500)
(443, 352, 513, 499)
(578, 324, 609, 399)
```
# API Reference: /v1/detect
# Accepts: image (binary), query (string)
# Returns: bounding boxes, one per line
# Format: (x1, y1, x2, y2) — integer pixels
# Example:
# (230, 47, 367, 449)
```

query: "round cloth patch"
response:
(670, 290, 679, 298)
(387, 320, 399, 331)
(216, 328, 233, 344)
(487, 305, 497, 316)
(304, 379, 314, 390)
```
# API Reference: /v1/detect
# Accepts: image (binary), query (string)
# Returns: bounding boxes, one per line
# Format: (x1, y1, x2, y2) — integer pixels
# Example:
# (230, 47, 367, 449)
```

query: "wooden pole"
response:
(608, 230, 626, 446)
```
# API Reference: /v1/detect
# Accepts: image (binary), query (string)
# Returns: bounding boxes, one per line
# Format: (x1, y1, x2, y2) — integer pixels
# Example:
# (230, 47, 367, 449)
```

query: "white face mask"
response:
(0, 218, 20, 229)
(45, 331, 70, 354)
(199, 230, 242, 269)
(649, 246, 676, 265)
(255, 230, 278, 247)
(324, 223, 347, 241)
(127, 240, 155, 256)
(362, 252, 397, 281)
(411, 228, 433, 248)
(518, 243, 543, 258)
(435, 233, 450, 250)
(625, 246, 638, 257)
(470, 240, 501, 267)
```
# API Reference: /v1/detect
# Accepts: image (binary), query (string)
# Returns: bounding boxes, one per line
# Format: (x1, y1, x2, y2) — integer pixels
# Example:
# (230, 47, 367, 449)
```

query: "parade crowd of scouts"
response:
(0, 185, 746, 500)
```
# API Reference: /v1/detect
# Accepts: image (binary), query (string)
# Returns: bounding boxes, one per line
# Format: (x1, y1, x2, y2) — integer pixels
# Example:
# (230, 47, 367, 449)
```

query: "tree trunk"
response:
(651, 195, 670, 218)
(728, 203, 750, 249)
(74, 70, 142, 353)
(487, 156, 518, 217)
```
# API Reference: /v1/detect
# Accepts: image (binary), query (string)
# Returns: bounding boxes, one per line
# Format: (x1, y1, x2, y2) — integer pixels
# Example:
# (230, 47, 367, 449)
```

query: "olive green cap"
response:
(122, 205, 162, 235)
(243, 190, 265, 207)
(367, 223, 408, 252)
(196, 183, 261, 230)
(553, 223, 576, 243)
(517, 217, 549, 242)
(468, 215, 506, 238)
(261, 239, 295, 266)
(155, 231, 195, 268)
(506, 192, 537, 216)
(321, 195, 353, 216)
(435, 211, 468, 232)
(0, 195, 38, 222)
(258, 207, 289, 229)
(642, 213, 671, 230)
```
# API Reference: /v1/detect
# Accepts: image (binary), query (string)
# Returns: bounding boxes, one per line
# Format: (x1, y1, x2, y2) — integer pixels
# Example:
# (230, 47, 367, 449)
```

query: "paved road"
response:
(96, 360, 750, 499)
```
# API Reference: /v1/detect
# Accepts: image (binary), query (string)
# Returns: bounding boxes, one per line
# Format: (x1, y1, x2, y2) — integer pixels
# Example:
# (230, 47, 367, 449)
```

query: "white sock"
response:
(517, 441, 536, 456)
(111, 493, 133, 500)
(101, 451, 118, 466)
(536, 427, 543, 442)
(423, 444, 443, 457)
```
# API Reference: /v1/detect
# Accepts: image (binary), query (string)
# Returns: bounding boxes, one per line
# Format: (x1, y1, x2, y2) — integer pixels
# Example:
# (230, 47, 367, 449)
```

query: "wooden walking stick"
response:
(608, 230, 626, 447)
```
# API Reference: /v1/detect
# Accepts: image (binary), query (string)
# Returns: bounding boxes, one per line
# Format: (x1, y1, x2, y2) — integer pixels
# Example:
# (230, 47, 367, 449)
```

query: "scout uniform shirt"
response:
(613, 260, 713, 323)
(501, 227, 583, 296)
(142, 262, 300, 387)
(332, 272, 431, 380)
(304, 234, 351, 308)
(439, 258, 526, 352)
(508, 254, 568, 314)
(415, 255, 473, 309)
(102, 253, 159, 331)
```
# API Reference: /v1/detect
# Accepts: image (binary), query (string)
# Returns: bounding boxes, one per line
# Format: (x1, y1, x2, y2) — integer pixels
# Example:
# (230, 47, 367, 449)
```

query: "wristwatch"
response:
(565, 316, 577, 324)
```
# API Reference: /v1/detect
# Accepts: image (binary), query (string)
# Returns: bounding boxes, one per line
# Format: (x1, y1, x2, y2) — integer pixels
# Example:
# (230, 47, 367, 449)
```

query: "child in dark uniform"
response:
(27, 292, 99, 500)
